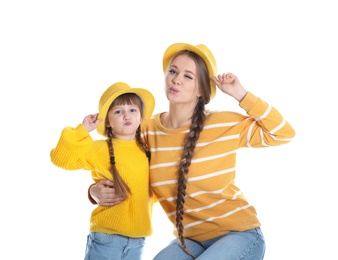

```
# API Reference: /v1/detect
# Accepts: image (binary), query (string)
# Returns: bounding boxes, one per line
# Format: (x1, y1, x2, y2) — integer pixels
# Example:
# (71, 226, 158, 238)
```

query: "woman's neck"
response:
(161, 104, 194, 129)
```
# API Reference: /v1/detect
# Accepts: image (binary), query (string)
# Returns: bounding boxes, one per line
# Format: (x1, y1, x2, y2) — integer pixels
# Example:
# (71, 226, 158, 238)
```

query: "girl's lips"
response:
(124, 122, 132, 126)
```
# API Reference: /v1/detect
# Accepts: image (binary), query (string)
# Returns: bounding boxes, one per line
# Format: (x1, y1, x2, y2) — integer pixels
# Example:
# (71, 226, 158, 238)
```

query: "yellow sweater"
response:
(142, 92, 295, 242)
(50, 124, 153, 237)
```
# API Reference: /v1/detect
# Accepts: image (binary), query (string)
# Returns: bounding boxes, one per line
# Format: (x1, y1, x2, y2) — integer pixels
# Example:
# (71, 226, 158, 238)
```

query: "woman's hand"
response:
(211, 72, 247, 102)
(89, 180, 125, 206)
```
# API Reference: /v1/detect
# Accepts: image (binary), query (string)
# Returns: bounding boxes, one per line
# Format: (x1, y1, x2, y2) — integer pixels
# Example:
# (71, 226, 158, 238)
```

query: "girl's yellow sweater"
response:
(50, 124, 153, 237)
(142, 92, 295, 242)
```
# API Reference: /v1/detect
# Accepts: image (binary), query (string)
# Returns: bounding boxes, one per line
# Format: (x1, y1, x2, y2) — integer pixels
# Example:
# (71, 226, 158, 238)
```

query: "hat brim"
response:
(97, 88, 155, 137)
(163, 43, 217, 99)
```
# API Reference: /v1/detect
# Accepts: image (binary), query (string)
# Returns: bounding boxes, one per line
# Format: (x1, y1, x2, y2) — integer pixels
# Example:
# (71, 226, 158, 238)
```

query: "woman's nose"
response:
(173, 76, 181, 85)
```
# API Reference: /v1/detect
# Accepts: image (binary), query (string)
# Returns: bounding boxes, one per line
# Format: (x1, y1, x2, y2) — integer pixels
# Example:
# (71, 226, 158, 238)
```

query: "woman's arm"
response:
(88, 180, 125, 206)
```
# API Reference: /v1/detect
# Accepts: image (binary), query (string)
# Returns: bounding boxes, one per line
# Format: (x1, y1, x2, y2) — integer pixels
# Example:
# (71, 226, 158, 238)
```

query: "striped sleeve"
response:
(238, 92, 296, 147)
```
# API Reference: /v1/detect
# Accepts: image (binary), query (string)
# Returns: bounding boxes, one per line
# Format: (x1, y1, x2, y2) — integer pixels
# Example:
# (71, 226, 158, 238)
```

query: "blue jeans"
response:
(84, 232, 145, 260)
(153, 228, 265, 260)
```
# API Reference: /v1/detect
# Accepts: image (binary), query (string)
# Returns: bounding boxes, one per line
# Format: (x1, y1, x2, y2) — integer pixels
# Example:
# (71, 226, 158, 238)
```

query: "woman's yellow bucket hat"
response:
(163, 43, 217, 99)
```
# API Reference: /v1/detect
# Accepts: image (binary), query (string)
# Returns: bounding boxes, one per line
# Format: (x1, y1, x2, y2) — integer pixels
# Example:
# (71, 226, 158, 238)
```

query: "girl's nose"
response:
(124, 112, 130, 119)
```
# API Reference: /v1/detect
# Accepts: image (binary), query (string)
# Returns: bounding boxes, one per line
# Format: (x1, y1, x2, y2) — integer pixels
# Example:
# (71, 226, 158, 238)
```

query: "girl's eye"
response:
(130, 108, 138, 113)
(114, 110, 121, 114)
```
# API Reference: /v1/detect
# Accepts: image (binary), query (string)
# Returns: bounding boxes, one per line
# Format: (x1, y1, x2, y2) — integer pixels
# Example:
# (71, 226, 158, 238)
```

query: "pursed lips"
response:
(169, 87, 179, 94)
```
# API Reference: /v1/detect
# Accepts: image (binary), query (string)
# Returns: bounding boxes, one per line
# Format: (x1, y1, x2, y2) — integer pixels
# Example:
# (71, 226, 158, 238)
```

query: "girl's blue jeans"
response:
(84, 232, 145, 260)
(153, 227, 265, 260)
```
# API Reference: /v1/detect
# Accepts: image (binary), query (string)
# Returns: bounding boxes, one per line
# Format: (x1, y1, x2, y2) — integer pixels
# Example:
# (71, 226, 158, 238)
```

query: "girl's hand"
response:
(82, 113, 102, 132)
(211, 72, 247, 102)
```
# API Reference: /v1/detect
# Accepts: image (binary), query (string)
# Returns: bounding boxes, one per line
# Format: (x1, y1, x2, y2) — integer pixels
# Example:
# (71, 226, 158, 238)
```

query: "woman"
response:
(89, 43, 296, 259)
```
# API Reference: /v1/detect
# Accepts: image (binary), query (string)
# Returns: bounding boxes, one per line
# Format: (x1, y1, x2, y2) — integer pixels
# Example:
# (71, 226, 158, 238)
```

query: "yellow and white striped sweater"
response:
(142, 92, 295, 242)
(50, 124, 153, 238)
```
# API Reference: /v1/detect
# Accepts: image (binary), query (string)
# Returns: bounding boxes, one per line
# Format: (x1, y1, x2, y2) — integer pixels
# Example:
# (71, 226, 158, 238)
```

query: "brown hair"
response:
(105, 93, 150, 199)
(171, 51, 211, 258)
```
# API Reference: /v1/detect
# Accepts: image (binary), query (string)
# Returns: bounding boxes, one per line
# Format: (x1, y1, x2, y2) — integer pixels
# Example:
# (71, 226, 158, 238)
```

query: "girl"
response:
(50, 82, 155, 260)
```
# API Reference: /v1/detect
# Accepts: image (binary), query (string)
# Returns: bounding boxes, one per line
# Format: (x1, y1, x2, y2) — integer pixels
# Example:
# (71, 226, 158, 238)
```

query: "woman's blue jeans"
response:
(84, 232, 145, 260)
(153, 227, 265, 260)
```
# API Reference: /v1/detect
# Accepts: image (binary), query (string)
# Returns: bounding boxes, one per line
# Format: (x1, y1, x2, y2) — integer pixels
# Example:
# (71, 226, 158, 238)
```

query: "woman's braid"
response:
(176, 97, 206, 259)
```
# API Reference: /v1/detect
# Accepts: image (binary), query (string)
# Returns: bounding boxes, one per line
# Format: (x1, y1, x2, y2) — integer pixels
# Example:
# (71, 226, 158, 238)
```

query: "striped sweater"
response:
(50, 124, 153, 238)
(142, 92, 295, 242)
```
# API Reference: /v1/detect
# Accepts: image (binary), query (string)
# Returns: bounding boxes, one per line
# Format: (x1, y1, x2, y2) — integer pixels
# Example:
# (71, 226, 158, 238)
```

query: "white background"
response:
(1, 1, 337, 259)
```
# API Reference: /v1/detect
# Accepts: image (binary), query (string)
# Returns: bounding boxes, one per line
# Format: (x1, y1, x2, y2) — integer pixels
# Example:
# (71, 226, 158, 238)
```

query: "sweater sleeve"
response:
(238, 91, 296, 147)
(50, 124, 94, 170)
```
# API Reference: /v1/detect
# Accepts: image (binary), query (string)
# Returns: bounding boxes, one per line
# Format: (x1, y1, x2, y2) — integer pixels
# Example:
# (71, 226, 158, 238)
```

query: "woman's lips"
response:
(169, 87, 179, 94)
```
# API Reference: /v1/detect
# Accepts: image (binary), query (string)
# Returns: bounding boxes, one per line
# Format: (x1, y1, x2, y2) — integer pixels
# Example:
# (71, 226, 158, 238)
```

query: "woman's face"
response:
(165, 54, 201, 104)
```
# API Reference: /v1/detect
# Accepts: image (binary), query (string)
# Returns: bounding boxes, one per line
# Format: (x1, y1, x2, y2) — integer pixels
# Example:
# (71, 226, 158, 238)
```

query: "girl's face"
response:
(106, 104, 142, 140)
(165, 54, 201, 104)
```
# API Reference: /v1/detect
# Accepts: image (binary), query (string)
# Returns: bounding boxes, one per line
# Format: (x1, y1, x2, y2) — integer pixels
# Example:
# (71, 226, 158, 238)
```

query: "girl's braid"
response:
(106, 128, 131, 198)
(135, 126, 151, 162)
(135, 126, 153, 197)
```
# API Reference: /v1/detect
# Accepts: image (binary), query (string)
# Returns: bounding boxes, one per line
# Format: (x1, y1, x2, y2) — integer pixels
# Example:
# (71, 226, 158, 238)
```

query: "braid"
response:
(135, 126, 153, 197)
(135, 126, 151, 162)
(106, 127, 131, 198)
(176, 97, 206, 259)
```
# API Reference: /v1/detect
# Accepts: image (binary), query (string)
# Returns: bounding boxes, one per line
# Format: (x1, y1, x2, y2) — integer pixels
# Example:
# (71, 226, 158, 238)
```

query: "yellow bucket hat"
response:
(162, 43, 217, 99)
(97, 82, 155, 137)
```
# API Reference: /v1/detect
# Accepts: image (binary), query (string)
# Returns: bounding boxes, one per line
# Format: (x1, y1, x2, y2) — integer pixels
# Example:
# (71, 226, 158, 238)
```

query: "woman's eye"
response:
(185, 75, 193, 80)
(168, 69, 176, 74)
